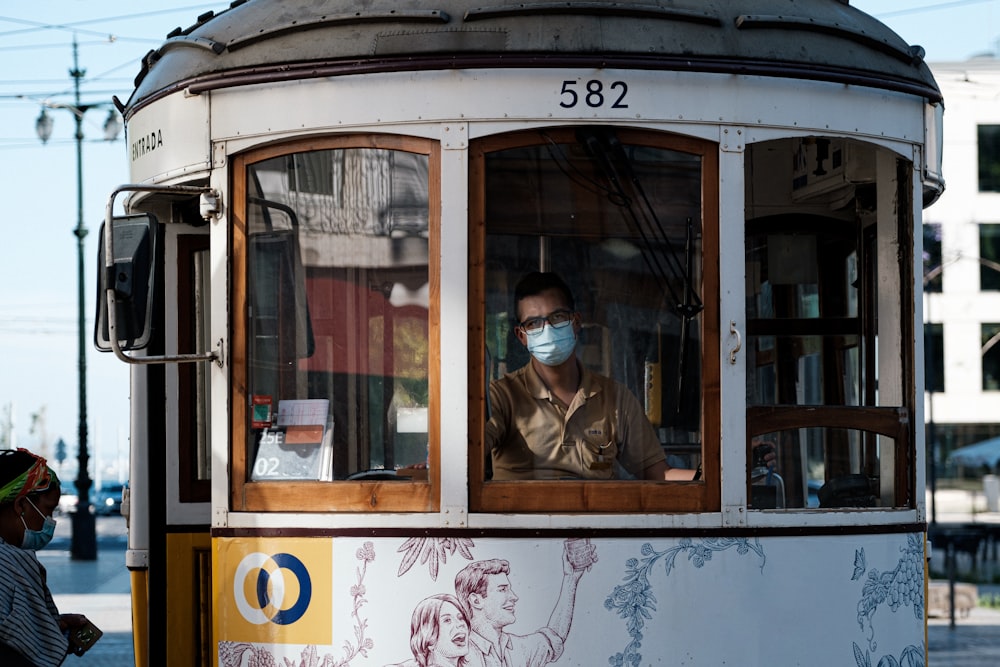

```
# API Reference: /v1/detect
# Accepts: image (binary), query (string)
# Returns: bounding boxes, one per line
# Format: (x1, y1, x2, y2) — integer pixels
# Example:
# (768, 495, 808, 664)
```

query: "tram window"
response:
(744, 140, 917, 510)
(470, 128, 720, 513)
(747, 220, 869, 409)
(749, 428, 894, 509)
(231, 136, 439, 512)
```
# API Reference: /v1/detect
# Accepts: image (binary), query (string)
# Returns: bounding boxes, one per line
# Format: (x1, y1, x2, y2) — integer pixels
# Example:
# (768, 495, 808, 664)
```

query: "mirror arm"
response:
(104, 184, 223, 368)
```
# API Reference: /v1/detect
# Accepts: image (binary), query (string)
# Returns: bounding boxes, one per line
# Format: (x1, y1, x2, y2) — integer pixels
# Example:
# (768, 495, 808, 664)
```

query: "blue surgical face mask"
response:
(20, 497, 56, 551)
(526, 320, 577, 366)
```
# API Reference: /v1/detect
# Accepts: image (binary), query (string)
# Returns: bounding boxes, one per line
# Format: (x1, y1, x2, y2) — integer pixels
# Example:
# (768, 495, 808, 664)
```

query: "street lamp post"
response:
(34, 36, 122, 561)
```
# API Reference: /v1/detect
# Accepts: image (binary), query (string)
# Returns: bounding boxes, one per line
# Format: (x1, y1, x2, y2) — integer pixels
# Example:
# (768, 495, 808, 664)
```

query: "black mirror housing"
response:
(94, 213, 159, 351)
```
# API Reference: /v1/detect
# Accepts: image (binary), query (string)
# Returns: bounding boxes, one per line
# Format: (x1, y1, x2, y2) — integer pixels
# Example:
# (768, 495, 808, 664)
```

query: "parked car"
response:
(94, 482, 126, 516)
(57, 482, 79, 514)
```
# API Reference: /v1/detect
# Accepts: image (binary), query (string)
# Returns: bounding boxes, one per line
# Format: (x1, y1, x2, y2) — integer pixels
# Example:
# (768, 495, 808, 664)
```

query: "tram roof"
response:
(121, 0, 942, 115)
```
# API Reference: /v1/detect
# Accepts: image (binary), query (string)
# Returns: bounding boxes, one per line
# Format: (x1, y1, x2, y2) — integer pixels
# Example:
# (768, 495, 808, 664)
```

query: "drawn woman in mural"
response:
(389, 593, 470, 667)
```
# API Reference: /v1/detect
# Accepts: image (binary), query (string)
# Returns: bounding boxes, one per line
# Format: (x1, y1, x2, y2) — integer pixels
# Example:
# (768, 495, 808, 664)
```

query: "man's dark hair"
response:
(454, 558, 511, 608)
(513, 272, 575, 320)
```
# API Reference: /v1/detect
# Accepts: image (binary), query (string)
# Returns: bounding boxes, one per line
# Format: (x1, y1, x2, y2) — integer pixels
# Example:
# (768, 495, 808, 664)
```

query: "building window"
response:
(923, 224, 942, 293)
(979, 125, 1000, 192)
(925, 323, 944, 393)
(980, 224, 1000, 291)
(985, 323, 1000, 391)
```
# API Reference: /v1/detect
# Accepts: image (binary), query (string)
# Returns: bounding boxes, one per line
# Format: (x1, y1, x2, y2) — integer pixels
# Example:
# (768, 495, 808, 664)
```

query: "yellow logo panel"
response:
(214, 537, 333, 645)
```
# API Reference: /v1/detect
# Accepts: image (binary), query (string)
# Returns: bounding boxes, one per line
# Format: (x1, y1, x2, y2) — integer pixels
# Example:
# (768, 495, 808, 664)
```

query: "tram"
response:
(97, 1, 944, 665)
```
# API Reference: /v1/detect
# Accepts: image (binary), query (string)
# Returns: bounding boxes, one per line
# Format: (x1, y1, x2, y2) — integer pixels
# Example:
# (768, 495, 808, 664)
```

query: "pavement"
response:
(40, 512, 134, 666)
(31, 491, 1000, 666)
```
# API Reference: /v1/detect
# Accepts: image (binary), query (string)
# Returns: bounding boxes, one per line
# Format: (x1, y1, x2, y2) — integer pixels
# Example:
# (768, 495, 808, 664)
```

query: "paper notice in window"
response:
(250, 399, 333, 481)
(277, 399, 329, 427)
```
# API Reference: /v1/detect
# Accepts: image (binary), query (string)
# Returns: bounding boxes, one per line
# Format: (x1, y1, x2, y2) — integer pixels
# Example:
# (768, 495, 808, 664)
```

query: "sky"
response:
(0, 0, 992, 475)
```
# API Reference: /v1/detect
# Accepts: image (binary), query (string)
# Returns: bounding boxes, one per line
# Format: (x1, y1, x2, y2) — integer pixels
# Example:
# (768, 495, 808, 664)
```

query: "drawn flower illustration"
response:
(605, 538, 765, 665)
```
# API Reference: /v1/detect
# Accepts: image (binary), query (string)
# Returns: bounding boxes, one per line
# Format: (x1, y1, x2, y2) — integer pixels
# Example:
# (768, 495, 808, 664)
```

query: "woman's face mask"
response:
(20, 497, 56, 551)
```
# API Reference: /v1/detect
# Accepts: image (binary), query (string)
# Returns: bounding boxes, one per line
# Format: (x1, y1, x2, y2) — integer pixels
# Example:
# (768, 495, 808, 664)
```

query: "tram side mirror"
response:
(94, 213, 158, 352)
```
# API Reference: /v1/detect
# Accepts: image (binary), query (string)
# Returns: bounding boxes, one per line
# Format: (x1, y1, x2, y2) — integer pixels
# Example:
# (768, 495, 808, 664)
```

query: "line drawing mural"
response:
(388, 539, 596, 667)
(604, 537, 766, 666)
(397, 537, 477, 581)
(852, 534, 925, 667)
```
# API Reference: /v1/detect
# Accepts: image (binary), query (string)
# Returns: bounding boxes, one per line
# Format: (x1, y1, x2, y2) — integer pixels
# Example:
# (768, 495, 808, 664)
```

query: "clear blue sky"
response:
(0, 0, 990, 474)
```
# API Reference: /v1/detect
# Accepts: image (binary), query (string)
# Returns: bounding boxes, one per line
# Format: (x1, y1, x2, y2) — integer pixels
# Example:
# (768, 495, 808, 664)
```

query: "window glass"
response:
(749, 428, 887, 509)
(923, 223, 942, 293)
(746, 221, 865, 408)
(980, 224, 1000, 291)
(925, 323, 944, 394)
(978, 125, 1000, 193)
(745, 138, 914, 510)
(482, 128, 706, 480)
(983, 323, 1000, 391)
(244, 146, 430, 481)
(178, 237, 211, 502)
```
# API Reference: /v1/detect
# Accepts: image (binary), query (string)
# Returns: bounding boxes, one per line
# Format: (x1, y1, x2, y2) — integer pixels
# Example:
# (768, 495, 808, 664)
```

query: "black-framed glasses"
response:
(518, 309, 574, 335)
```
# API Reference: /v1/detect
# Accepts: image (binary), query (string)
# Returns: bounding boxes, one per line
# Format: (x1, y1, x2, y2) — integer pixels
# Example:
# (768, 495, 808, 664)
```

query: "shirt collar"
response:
(524, 359, 601, 401)
(469, 628, 512, 655)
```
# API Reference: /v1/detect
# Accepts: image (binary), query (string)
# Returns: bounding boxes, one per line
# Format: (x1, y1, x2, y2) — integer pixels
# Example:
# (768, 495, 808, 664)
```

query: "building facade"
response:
(925, 58, 1000, 475)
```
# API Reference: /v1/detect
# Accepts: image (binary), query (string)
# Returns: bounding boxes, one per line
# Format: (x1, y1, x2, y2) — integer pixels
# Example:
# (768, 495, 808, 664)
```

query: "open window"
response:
(231, 135, 439, 512)
(469, 127, 720, 513)
(745, 138, 916, 510)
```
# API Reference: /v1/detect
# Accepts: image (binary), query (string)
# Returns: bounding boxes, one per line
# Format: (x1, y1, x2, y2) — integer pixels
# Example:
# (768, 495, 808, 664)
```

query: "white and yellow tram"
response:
(97, 1, 944, 665)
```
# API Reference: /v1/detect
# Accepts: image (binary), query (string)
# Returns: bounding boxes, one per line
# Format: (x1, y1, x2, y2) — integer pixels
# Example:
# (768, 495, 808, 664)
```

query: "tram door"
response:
(126, 216, 214, 667)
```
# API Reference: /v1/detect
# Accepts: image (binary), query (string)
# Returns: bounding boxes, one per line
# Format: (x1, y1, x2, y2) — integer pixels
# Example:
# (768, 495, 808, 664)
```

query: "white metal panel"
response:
(210, 170, 231, 529)
(718, 129, 749, 527)
(213, 532, 925, 665)
(127, 92, 211, 184)
(204, 69, 926, 147)
(439, 124, 470, 526)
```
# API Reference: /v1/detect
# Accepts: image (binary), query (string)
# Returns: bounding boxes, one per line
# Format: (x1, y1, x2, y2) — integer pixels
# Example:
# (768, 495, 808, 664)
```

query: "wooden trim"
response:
(469, 127, 721, 513)
(747, 404, 912, 506)
(230, 134, 440, 513)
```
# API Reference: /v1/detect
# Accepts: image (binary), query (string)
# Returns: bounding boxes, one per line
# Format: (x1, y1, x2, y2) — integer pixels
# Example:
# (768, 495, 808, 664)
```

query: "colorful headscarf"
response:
(0, 448, 58, 505)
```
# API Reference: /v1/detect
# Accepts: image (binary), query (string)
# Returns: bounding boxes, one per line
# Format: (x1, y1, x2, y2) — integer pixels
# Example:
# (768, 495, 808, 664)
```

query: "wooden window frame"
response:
(230, 134, 441, 512)
(468, 128, 721, 513)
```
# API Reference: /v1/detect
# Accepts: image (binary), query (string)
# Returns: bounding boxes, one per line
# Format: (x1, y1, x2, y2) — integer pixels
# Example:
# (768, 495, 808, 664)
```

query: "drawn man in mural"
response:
(454, 539, 595, 667)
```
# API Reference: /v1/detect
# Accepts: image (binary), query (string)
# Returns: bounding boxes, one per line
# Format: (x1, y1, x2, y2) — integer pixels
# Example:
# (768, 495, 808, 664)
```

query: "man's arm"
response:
(641, 460, 697, 481)
(546, 543, 590, 641)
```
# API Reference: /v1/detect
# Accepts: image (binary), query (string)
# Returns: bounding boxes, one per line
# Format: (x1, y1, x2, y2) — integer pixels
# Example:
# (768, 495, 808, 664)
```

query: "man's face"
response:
(515, 288, 577, 348)
(475, 573, 518, 629)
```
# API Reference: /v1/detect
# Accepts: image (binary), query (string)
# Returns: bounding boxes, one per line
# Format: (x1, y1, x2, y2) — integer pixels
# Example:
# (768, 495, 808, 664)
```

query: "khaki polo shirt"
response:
(486, 362, 665, 480)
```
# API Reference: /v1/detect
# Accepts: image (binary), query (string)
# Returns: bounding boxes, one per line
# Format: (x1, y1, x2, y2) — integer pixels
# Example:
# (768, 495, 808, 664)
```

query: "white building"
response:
(925, 57, 1000, 473)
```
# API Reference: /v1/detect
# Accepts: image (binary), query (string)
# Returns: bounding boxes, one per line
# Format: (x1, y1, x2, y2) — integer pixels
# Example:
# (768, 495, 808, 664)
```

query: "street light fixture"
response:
(33, 36, 122, 561)
(36, 109, 54, 144)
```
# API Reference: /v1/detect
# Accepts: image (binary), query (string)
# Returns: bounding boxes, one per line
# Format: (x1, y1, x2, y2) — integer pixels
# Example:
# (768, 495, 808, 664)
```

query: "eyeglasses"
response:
(518, 309, 574, 335)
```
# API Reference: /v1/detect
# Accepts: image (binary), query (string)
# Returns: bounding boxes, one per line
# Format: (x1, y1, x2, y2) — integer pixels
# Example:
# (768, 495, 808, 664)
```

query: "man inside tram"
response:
(485, 271, 701, 481)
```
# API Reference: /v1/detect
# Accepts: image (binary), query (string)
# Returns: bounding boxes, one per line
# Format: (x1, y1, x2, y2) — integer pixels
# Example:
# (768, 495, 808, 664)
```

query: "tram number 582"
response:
(559, 79, 629, 109)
